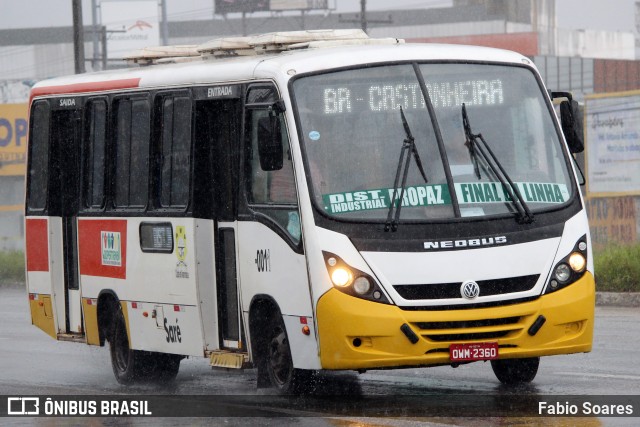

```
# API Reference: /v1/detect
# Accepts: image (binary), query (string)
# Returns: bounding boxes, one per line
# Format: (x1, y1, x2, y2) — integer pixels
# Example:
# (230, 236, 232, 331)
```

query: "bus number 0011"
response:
(255, 249, 271, 272)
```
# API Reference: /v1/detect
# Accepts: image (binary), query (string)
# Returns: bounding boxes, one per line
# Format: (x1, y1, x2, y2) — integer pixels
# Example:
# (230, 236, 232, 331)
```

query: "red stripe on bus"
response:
(78, 219, 128, 280)
(29, 78, 141, 103)
(25, 218, 49, 272)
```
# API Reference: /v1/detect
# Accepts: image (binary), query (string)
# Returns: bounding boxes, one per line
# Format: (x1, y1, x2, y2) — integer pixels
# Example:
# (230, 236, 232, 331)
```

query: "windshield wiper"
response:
(384, 106, 429, 232)
(462, 103, 534, 224)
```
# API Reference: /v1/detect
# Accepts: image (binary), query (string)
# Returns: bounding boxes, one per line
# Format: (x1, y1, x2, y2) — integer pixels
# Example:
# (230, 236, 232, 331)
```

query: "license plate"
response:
(449, 342, 499, 362)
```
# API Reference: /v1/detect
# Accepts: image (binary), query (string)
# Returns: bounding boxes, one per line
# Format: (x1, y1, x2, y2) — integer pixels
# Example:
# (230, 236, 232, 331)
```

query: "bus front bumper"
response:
(316, 272, 595, 370)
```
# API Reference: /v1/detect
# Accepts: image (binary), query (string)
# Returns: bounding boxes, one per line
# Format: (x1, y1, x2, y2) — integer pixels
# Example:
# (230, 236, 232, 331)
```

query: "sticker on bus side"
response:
(174, 226, 189, 279)
(322, 184, 451, 214)
(101, 231, 122, 267)
(455, 182, 569, 205)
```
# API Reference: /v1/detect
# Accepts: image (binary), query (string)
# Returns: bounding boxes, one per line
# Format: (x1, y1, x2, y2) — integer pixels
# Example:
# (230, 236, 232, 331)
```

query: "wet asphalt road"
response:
(1, 284, 639, 426)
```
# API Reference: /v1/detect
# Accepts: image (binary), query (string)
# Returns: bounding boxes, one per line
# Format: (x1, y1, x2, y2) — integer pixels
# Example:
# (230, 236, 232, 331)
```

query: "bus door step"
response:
(209, 350, 251, 369)
(56, 332, 86, 343)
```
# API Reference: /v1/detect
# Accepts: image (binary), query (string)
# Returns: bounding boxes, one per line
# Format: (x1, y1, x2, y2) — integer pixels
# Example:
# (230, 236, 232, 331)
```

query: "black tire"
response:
(108, 305, 150, 385)
(265, 314, 310, 394)
(491, 357, 540, 385)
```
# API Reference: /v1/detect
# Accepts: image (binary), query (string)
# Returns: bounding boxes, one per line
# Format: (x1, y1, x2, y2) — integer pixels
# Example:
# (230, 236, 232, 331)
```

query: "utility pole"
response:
(339, 0, 392, 35)
(72, 0, 86, 74)
(91, 0, 100, 70)
(160, 0, 169, 45)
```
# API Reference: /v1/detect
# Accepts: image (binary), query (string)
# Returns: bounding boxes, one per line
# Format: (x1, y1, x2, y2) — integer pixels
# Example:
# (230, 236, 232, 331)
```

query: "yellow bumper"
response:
(317, 272, 595, 370)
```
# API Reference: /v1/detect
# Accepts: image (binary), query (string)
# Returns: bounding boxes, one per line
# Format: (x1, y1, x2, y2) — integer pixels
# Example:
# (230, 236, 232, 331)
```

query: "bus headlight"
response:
(323, 251, 390, 304)
(353, 277, 372, 295)
(568, 252, 586, 273)
(331, 268, 353, 287)
(545, 235, 588, 294)
(554, 263, 571, 283)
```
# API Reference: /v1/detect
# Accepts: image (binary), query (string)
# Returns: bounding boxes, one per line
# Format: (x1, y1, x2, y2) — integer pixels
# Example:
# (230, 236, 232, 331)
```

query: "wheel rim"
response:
(268, 326, 292, 387)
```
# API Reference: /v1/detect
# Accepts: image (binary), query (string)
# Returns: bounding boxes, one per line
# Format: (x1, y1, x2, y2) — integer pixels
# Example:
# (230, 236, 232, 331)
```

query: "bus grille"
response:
(393, 275, 539, 300)
(412, 316, 522, 342)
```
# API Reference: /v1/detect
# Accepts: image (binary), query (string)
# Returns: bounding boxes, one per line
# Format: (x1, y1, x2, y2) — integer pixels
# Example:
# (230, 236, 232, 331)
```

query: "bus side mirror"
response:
(257, 112, 284, 171)
(560, 99, 584, 153)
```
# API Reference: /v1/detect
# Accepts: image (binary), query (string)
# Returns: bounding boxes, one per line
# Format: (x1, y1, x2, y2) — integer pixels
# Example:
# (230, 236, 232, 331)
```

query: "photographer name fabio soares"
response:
(538, 401, 634, 416)
(25, 29, 593, 392)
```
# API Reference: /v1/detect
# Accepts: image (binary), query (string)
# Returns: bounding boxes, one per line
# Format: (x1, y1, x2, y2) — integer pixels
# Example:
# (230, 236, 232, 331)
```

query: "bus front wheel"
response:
(265, 315, 310, 393)
(491, 357, 540, 385)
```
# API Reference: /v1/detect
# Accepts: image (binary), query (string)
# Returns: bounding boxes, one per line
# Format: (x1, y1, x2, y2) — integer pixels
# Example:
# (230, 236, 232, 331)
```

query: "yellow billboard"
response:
(0, 104, 28, 176)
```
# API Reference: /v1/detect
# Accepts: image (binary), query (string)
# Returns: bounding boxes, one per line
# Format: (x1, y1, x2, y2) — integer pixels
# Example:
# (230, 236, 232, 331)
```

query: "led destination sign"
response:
(323, 79, 504, 114)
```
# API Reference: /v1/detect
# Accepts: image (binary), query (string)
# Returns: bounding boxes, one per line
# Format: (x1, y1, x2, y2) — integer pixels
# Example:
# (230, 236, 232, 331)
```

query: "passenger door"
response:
(50, 99, 83, 335)
(193, 86, 244, 351)
(26, 97, 83, 337)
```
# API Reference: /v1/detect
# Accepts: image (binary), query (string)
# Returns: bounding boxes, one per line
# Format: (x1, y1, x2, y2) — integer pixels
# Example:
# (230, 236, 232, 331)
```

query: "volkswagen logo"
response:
(461, 281, 480, 299)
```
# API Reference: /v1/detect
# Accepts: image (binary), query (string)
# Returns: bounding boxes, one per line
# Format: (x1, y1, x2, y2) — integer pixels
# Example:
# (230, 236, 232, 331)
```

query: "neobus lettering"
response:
(424, 236, 507, 250)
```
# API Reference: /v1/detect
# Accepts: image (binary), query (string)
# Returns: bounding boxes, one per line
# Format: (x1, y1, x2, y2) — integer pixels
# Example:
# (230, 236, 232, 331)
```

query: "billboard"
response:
(585, 90, 640, 197)
(101, 0, 160, 60)
(215, 0, 327, 14)
(0, 104, 28, 176)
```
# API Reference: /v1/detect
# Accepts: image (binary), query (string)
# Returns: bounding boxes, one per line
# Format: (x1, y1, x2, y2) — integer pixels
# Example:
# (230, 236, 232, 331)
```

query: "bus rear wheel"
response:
(108, 305, 148, 384)
(491, 357, 540, 385)
(108, 306, 182, 384)
(265, 315, 310, 393)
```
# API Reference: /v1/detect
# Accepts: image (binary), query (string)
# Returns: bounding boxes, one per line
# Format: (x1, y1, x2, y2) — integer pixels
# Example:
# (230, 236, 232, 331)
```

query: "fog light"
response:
(555, 263, 571, 283)
(578, 241, 587, 251)
(568, 252, 586, 273)
(331, 268, 353, 287)
(353, 277, 371, 295)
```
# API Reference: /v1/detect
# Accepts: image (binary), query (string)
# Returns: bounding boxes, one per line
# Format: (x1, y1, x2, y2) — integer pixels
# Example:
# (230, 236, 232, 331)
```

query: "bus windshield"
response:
(292, 63, 574, 222)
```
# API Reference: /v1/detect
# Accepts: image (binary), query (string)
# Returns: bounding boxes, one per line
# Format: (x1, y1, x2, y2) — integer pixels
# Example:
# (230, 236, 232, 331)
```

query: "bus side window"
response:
(27, 101, 51, 212)
(158, 94, 192, 209)
(113, 96, 151, 209)
(82, 98, 107, 209)
(245, 87, 300, 245)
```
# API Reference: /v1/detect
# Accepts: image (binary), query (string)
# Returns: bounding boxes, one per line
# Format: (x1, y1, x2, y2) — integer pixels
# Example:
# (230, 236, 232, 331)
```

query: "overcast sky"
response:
(0, 0, 636, 33)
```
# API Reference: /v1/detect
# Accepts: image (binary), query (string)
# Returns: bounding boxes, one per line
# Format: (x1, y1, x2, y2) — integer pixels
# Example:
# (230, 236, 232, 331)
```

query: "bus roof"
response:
(31, 37, 532, 100)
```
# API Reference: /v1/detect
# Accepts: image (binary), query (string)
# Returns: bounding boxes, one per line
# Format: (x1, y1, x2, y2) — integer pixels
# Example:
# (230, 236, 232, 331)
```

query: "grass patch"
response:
(0, 250, 25, 285)
(594, 243, 640, 292)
